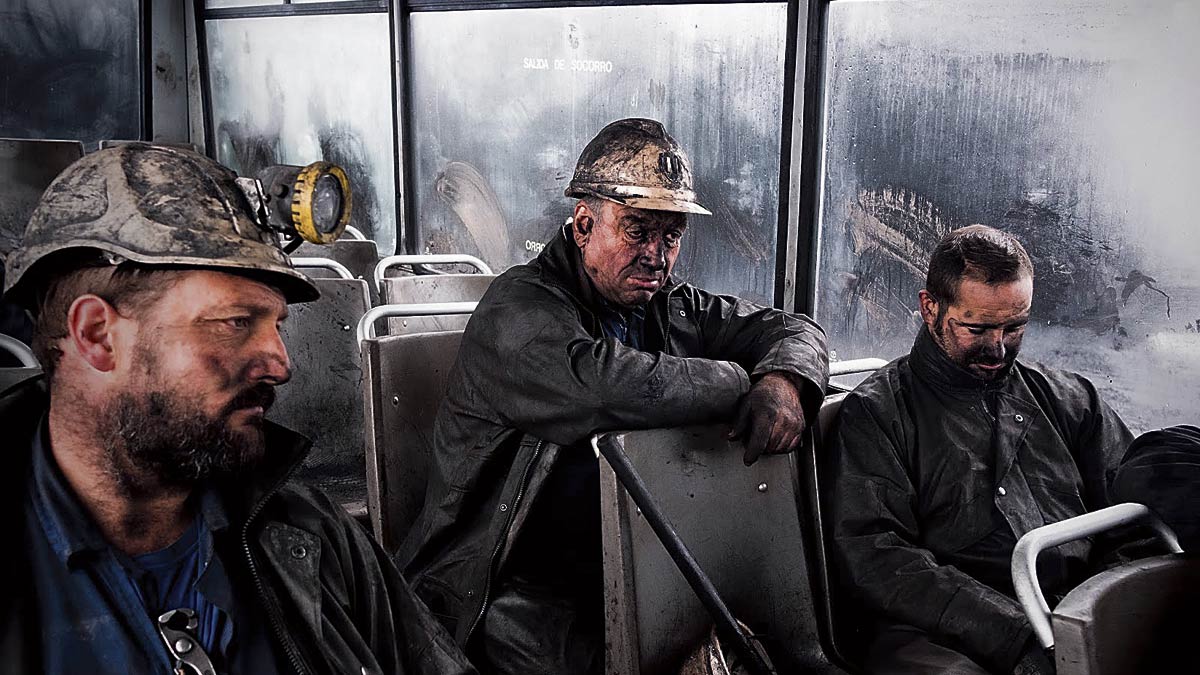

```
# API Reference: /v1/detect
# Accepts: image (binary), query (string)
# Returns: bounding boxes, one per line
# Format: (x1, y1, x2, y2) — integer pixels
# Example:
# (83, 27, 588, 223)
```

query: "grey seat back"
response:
(296, 239, 381, 303)
(361, 329, 464, 551)
(0, 367, 42, 397)
(380, 274, 496, 335)
(1052, 555, 1200, 675)
(272, 277, 371, 514)
(600, 426, 845, 675)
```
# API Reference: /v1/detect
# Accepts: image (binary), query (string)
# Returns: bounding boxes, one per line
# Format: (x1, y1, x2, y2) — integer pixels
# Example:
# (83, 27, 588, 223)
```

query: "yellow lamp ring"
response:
(291, 161, 352, 244)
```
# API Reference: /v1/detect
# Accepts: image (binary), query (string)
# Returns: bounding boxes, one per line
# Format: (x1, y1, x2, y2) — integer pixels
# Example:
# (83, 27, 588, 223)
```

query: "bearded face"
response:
(93, 271, 293, 494)
(102, 378, 275, 493)
(920, 275, 1033, 382)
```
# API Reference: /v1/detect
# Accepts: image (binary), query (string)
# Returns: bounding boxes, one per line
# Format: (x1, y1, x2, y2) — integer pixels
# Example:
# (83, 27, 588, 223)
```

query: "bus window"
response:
(815, 0, 1200, 430)
(205, 12, 398, 253)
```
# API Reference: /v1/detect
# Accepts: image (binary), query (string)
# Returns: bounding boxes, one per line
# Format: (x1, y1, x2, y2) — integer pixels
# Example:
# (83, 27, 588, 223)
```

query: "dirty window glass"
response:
(408, 4, 788, 304)
(205, 13, 397, 252)
(0, 0, 141, 147)
(814, 0, 1200, 431)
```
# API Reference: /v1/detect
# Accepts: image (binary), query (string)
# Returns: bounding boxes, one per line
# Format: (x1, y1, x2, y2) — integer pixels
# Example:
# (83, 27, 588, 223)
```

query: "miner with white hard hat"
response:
(397, 118, 830, 673)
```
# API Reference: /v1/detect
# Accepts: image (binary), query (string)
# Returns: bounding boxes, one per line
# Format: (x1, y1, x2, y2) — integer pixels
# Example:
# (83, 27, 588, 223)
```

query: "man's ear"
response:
(572, 200, 595, 249)
(917, 289, 940, 331)
(65, 295, 121, 373)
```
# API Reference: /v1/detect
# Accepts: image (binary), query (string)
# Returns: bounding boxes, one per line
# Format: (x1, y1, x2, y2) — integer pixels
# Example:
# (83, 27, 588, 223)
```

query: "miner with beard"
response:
(828, 225, 1133, 675)
(0, 144, 474, 675)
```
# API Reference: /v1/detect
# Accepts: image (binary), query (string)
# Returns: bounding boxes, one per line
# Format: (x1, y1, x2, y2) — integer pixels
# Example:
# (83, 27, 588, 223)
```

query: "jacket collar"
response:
(908, 326, 1014, 393)
(535, 224, 680, 318)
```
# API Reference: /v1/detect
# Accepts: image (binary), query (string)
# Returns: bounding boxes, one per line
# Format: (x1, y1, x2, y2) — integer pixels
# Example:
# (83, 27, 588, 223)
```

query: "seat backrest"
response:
(1052, 554, 1200, 675)
(600, 425, 846, 675)
(380, 274, 496, 335)
(0, 367, 42, 397)
(361, 329, 464, 550)
(296, 239, 381, 303)
(801, 393, 864, 672)
(272, 277, 371, 514)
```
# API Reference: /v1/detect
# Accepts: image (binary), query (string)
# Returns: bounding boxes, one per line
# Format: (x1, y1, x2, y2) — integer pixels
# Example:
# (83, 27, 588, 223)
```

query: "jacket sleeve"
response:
(462, 277, 752, 446)
(828, 390, 1033, 672)
(1066, 376, 1134, 511)
(325, 495, 479, 675)
(693, 288, 830, 417)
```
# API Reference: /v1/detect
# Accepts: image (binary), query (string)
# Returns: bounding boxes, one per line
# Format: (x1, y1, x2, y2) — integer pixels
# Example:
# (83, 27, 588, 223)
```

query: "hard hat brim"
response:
(4, 242, 320, 309)
(566, 185, 712, 216)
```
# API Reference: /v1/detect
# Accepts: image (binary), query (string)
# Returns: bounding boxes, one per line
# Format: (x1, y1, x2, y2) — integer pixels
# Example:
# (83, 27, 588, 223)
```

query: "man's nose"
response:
(249, 324, 292, 384)
(638, 238, 667, 269)
(983, 331, 1006, 357)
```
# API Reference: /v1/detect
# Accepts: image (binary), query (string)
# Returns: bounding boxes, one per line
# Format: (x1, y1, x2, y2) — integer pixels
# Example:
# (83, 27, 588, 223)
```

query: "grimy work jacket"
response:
(828, 329, 1133, 673)
(397, 227, 830, 647)
(0, 373, 475, 675)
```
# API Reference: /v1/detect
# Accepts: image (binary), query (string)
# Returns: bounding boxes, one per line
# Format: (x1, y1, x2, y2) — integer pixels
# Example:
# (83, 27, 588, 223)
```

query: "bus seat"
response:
(296, 239, 382, 303)
(379, 274, 496, 335)
(0, 367, 42, 397)
(360, 329, 464, 551)
(804, 392, 864, 672)
(600, 425, 847, 675)
(1052, 554, 1200, 675)
(272, 276, 372, 517)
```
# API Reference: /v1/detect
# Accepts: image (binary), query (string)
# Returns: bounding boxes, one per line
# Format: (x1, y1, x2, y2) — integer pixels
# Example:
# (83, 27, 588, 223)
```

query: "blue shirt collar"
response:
(28, 418, 231, 568)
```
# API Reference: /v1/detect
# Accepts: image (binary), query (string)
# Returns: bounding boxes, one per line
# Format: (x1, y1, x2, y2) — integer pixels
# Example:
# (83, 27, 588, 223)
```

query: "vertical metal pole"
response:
(593, 435, 775, 675)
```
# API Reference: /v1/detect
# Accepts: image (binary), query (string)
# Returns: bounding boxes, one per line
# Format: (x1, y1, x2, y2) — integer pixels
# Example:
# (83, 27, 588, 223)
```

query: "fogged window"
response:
(0, 0, 142, 146)
(206, 13, 398, 252)
(815, 0, 1200, 431)
(408, 4, 787, 303)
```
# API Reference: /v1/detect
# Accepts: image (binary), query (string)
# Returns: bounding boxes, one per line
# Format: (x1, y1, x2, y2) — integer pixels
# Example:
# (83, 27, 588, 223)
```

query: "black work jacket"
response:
(0, 373, 475, 675)
(827, 329, 1133, 673)
(397, 227, 830, 647)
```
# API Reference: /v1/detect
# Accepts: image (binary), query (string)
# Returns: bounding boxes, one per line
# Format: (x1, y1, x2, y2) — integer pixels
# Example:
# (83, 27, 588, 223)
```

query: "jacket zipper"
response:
(242, 481, 312, 675)
(465, 439, 546, 642)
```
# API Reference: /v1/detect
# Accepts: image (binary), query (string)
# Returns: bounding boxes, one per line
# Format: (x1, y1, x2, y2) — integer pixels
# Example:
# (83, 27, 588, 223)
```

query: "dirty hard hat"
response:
(3, 142, 319, 307)
(565, 118, 711, 216)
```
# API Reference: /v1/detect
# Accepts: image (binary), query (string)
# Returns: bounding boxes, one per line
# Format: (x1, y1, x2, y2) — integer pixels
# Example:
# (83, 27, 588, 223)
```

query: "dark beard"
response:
(932, 321, 1019, 380)
(103, 384, 274, 494)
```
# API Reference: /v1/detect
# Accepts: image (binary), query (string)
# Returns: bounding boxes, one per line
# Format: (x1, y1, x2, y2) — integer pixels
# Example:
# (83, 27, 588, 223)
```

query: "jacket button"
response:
(499, 503, 508, 512)
(1014, 414, 1025, 423)
(291, 545, 308, 559)
(997, 487, 1007, 497)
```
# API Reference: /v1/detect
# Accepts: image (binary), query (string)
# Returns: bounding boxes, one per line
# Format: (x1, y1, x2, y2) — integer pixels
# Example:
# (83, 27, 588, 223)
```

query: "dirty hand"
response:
(728, 372, 807, 465)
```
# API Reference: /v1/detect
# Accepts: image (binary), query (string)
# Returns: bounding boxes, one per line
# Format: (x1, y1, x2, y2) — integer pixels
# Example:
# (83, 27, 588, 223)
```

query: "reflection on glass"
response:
(408, 4, 787, 303)
(0, 0, 141, 146)
(206, 13, 397, 252)
(815, 0, 1200, 431)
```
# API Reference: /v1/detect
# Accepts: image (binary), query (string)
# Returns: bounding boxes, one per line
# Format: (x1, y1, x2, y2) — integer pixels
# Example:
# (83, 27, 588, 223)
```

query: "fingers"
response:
(728, 397, 752, 440)
(742, 410, 772, 465)
(743, 408, 807, 463)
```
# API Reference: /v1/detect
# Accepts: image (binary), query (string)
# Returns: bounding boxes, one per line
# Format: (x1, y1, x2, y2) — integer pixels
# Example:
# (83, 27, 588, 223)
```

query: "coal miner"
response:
(397, 118, 830, 674)
(0, 144, 473, 675)
(828, 225, 1134, 675)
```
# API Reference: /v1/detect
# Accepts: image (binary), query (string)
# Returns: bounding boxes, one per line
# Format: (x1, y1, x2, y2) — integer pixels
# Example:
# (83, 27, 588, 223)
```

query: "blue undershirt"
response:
(24, 418, 280, 675)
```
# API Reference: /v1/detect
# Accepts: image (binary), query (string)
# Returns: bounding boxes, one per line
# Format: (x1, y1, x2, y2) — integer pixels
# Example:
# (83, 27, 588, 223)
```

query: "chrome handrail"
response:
(341, 225, 366, 240)
(829, 357, 889, 376)
(1012, 503, 1182, 649)
(373, 254, 493, 292)
(291, 257, 355, 280)
(355, 302, 478, 345)
(0, 334, 39, 368)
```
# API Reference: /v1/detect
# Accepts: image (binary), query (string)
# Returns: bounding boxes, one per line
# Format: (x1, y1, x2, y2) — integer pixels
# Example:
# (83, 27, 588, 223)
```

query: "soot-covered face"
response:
(572, 199, 687, 308)
(920, 275, 1033, 381)
(104, 270, 291, 491)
